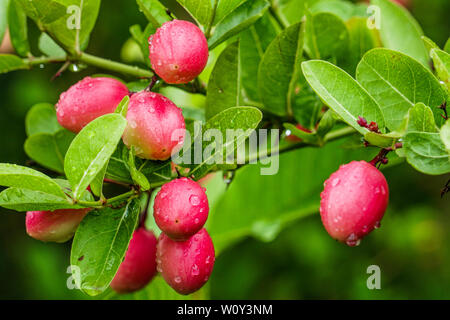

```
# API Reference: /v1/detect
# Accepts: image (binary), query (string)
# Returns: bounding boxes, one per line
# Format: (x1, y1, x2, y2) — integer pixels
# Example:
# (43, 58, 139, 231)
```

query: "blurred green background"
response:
(0, 0, 449, 299)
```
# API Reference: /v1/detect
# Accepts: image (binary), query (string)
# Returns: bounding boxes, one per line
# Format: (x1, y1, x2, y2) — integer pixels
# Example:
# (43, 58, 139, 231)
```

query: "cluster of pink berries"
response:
(25, 20, 213, 295)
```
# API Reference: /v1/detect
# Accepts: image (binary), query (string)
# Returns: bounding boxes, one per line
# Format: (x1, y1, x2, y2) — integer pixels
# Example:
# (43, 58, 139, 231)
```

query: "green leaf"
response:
(342, 17, 379, 75)
(283, 123, 319, 144)
(213, 0, 247, 25)
(0, 54, 27, 73)
(176, 0, 213, 28)
(177, 107, 263, 180)
(25, 103, 62, 136)
(16, 0, 66, 24)
(0, 163, 65, 197)
(208, 0, 269, 50)
(258, 22, 305, 116)
(440, 120, 450, 154)
(139, 160, 172, 183)
(407, 103, 438, 133)
(129, 23, 155, 68)
(105, 143, 133, 184)
(403, 132, 450, 175)
(356, 48, 447, 130)
(136, 0, 172, 28)
(444, 38, 450, 54)
(159, 87, 206, 122)
(0, 187, 82, 212)
(421, 35, 439, 55)
(71, 198, 141, 296)
(304, 12, 349, 61)
(114, 95, 130, 117)
(206, 41, 241, 119)
(8, 0, 29, 57)
(38, 32, 66, 57)
(0, 0, 9, 44)
(316, 109, 337, 138)
(371, 0, 428, 67)
(239, 12, 279, 103)
(310, 0, 359, 21)
(430, 48, 450, 92)
(128, 147, 150, 191)
(301, 60, 385, 135)
(89, 164, 107, 198)
(24, 129, 76, 174)
(64, 114, 127, 200)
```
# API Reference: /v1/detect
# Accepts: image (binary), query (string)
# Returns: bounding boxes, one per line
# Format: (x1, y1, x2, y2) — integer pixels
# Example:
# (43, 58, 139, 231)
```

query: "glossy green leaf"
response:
(213, 0, 246, 25)
(129, 23, 155, 68)
(310, 0, 359, 21)
(38, 32, 66, 57)
(407, 103, 438, 133)
(444, 38, 450, 54)
(136, 0, 172, 28)
(176, 0, 212, 28)
(24, 129, 76, 174)
(421, 36, 439, 54)
(356, 48, 446, 130)
(371, 0, 428, 67)
(304, 12, 349, 61)
(8, 0, 29, 57)
(403, 132, 450, 175)
(105, 143, 133, 184)
(16, 0, 66, 24)
(128, 147, 150, 191)
(430, 48, 450, 91)
(239, 12, 279, 103)
(25, 103, 61, 136)
(64, 114, 127, 200)
(0, 163, 65, 197)
(0, 54, 27, 73)
(301, 60, 385, 135)
(258, 22, 304, 116)
(71, 198, 141, 296)
(206, 41, 241, 119)
(114, 95, 130, 117)
(208, 0, 269, 50)
(0, 187, 82, 212)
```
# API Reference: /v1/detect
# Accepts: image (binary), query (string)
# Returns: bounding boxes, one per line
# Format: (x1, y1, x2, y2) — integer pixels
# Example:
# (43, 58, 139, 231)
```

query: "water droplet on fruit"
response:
(374, 221, 381, 229)
(362, 225, 369, 233)
(174, 276, 181, 283)
(381, 186, 386, 195)
(345, 233, 361, 247)
(189, 195, 200, 206)
(331, 178, 340, 187)
(205, 256, 211, 264)
(160, 192, 167, 199)
(194, 218, 199, 224)
(191, 264, 200, 276)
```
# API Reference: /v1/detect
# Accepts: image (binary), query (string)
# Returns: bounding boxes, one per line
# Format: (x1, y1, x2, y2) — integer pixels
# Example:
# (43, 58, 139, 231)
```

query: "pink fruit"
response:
(157, 229, 215, 295)
(111, 228, 158, 294)
(56, 77, 129, 133)
(25, 209, 90, 243)
(149, 20, 209, 84)
(154, 178, 209, 240)
(320, 160, 389, 246)
(122, 91, 185, 160)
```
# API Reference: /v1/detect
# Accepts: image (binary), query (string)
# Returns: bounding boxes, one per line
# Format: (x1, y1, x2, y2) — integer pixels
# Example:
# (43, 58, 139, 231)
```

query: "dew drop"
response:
(374, 221, 381, 229)
(189, 195, 200, 206)
(381, 186, 386, 195)
(345, 233, 361, 247)
(174, 276, 181, 283)
(331, 178, 340, 187)
(191, 264, 200, 276)
(194, 218, 199, 224)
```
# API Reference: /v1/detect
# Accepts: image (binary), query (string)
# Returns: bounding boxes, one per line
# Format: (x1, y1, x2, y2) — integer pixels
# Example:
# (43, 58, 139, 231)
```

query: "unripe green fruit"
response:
(25, 209, 90, 243)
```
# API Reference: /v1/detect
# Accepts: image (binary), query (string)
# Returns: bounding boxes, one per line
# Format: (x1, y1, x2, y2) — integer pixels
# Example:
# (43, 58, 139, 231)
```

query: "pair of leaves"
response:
(136, 0, 172, 29)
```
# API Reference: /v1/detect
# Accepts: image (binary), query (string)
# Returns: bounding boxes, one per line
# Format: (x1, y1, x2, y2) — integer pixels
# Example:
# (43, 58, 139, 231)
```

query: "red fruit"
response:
(285, 124, 312, 142)
(25, 209, 90, 243)
(157, 229, 215, 295)
(56, 77, 129, 133)
(320, 160, 389, 246)
(149, 20, 209, 84)
(122, 91, 186, 160)
(154, 178, 209, 240)
(110, 228, 158, 294)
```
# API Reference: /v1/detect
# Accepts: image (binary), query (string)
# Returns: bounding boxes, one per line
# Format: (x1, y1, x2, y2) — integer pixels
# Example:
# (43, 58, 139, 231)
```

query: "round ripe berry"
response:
(56, 77, 129, 133)
(149, 20, 209, 84)
(157, 229, 215, 295)
(154, 178, 209, 240)
(320, 160, 389, 246)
